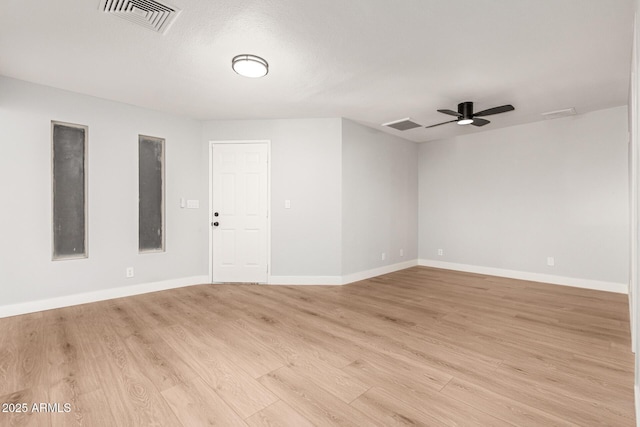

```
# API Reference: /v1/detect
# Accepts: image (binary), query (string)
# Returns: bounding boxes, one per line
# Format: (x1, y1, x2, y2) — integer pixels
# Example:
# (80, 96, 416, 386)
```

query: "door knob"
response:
(213, 222, 219, 227)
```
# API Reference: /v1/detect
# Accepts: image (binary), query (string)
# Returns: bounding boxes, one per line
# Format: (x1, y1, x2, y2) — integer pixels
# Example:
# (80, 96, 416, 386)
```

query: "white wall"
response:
(0, 76, 207, 309)
(202, 118, 343, 279)
(629, 0, 639, 416)
(419, 106, 629, 288)
(341, 119, 418, 275)
(1, 75, 630, 315)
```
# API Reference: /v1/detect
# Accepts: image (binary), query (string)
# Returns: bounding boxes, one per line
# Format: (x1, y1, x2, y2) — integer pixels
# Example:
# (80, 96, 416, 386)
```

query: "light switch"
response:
(285, 200, 291, 209)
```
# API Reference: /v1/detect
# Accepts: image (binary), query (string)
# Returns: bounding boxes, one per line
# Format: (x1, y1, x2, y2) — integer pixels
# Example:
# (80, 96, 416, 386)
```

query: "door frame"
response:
(208, 140, 271, 283)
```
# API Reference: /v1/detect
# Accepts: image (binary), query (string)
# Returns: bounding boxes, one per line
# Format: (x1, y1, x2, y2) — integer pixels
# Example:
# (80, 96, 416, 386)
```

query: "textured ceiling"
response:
(0, 0, 634, 142)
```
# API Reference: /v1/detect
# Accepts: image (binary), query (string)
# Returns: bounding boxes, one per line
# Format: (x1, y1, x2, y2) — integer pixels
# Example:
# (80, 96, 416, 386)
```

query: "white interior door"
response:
(211, 142, 268, 283)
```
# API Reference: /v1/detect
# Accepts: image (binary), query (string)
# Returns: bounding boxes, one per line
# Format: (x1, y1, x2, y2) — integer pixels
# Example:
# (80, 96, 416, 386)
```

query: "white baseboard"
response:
(418, 259, 628, 294)
(0, 275, 210, 319)
(6, 259, 621, 318)
(342, 260, 419, 285)
(269, 260, 418, 286)
(0, 261, 420, 317)
(268, 276, 343, 285)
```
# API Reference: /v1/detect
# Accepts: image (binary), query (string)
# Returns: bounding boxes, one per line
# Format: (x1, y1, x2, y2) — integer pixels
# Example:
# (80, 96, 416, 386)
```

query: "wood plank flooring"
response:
(0, 266, 634, 426)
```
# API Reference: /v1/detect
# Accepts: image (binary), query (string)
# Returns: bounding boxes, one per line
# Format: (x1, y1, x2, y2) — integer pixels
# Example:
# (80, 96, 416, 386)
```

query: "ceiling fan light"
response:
(232, 54, 268, 78)
(457, 118, 473, 125)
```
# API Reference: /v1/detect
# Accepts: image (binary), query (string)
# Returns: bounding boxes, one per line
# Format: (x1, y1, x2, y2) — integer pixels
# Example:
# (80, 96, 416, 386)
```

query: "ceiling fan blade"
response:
(437, 109, 462, 117)
(425, 119, 458, 129)
(473, 104, 514, 117)
(471, 118, 490, 127)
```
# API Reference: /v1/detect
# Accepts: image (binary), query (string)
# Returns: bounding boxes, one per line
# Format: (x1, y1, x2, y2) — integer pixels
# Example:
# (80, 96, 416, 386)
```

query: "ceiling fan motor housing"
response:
(459, 102, 473, 118)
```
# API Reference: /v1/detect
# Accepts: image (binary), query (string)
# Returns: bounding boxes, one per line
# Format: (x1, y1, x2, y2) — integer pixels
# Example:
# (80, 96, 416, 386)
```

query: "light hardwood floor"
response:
(0, 266, 635, 426)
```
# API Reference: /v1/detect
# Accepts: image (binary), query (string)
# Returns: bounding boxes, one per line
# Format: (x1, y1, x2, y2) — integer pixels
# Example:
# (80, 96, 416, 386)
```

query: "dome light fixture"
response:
(232, 54, 269, 78)
(457, 118, 474, 125)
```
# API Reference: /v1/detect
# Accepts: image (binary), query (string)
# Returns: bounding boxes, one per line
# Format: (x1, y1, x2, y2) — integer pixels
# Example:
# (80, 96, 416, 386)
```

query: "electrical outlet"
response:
(547, 257, 555, 266)
(381, 252, 386, 261)
(437, 249, 444, 256)
(400, 249, 404, 257)
(126, 267, 134, 278)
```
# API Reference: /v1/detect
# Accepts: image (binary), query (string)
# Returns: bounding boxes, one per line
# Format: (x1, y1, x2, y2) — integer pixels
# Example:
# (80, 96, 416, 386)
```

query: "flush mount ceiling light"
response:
(232, 54, 269, 78)
(457, 118, 474, 125)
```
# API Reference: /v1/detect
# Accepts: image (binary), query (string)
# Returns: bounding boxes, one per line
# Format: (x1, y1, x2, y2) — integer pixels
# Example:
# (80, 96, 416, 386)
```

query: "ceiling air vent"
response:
(541, 107, 576, 120)
(99, 0, 181, 34)
(382, 118, 422, 131)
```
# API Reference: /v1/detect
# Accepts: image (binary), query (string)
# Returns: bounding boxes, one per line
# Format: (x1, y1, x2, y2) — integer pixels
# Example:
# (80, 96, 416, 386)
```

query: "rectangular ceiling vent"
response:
(99, 0, 181, 34)
(382, 118, 422, 131)
(541, 107, 576, 120)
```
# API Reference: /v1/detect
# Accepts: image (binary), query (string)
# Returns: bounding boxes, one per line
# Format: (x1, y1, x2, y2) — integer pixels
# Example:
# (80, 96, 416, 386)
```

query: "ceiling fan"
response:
(382, 101, 515, 131)
(427, 101, 515, 128)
